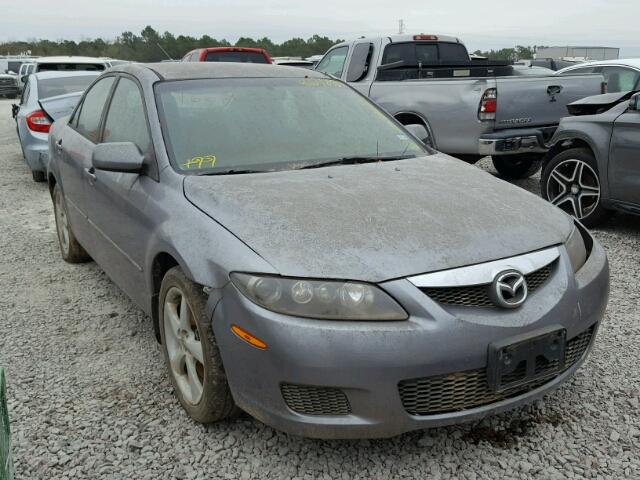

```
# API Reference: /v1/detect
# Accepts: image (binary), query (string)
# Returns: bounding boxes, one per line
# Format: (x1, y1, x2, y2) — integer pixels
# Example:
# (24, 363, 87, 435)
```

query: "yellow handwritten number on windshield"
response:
(182, 155, 217, 169)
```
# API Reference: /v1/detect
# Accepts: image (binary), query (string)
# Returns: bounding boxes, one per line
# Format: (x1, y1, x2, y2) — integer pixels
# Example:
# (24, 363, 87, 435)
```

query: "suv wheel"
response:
(541, 148, 610, 227)
(492, 154, 543, 179)
(159, 267, 239, 423)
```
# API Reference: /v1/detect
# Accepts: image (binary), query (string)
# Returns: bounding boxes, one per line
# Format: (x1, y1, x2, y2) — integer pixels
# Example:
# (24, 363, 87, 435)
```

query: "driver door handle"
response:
(83, 167, 97, 184)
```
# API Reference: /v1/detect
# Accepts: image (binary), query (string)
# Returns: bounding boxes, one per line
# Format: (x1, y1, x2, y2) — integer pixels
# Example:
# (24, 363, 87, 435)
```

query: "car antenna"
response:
(157, 43, 174, 61)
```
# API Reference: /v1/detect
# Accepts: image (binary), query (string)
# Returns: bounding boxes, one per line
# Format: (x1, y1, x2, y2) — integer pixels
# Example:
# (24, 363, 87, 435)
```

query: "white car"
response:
(557, 59, 640, 93)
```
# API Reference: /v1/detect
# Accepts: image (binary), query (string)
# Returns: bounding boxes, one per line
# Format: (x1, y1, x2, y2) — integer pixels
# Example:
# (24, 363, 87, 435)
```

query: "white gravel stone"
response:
(0, 99, 639, 479)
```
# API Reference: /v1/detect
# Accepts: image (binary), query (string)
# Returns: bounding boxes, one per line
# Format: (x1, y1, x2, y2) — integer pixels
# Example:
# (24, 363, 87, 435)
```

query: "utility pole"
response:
(398, 19, 405, 35)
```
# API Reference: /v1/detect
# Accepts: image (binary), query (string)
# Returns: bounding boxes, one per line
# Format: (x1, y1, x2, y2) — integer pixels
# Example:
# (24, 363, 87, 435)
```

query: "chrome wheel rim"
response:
(546, 159, 600, 220)
(54, 191, 70, 255)
(163, 287, 205, 405)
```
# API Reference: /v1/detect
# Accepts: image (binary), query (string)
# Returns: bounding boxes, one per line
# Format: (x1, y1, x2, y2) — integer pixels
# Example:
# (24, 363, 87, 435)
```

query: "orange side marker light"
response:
(231, 325, 268, 350)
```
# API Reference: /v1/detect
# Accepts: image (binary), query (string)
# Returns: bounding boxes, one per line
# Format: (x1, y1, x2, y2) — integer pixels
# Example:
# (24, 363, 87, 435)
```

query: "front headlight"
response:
(566, 225, 588, 273)
(230, 273, 408, 321)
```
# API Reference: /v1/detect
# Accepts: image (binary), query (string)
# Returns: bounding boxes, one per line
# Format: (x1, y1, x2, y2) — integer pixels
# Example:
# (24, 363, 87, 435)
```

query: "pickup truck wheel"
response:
(159, 267, 239, 424)
(52, 184, 91, 263)
(541, 148, 610, 227)
(491, 154, 543, 179)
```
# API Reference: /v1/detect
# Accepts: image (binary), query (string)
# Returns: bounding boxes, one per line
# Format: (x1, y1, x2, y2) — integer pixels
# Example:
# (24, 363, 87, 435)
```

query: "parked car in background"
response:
(0, 73, 18, 99)
(315, 34, 607, 179)
(14, 71, 100, 181)
(181, 47, 272, 64)
(541, 90, 640, 226)
(47, 62, 608, 439)
(305, 54, 324, 67)
(17, 57, 109, 94)
(557, 59, 640, 93)
(272, 57, 314, 68)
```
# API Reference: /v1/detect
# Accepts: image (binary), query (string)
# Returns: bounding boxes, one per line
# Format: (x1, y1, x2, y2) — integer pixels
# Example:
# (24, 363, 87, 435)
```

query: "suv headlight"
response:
(230, 273, 408, 321)
(566, 225, 588, 273)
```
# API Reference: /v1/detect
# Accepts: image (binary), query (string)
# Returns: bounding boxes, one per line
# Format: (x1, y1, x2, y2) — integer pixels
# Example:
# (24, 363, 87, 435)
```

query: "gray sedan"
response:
(47, 62, 609, 439)
(14, 71, 100, 181)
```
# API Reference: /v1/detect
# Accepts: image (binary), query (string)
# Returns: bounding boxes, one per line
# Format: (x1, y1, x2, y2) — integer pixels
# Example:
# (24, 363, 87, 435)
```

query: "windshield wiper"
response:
(197, 168, 265, 176)
(299, 154, 417, 170)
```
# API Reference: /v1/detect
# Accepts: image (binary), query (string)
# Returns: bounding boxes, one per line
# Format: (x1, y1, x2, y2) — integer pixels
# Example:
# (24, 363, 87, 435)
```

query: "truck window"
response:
(204, 51, 268, 63)
(346, 43, 373, 82)
(315, 47, 349, 78)
(381, 42, 468, 66)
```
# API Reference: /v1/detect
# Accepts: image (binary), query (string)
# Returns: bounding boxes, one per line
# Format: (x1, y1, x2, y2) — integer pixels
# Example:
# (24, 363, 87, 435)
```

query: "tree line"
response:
(0, 26, 343, 61)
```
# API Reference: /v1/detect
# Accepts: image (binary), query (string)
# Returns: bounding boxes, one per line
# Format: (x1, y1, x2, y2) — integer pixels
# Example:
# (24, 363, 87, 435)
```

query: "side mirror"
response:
(629, 93, 640, 112)
(92, 142, 144, 173)
(21, 75, 28, 83)
(404, 123, 432, 147)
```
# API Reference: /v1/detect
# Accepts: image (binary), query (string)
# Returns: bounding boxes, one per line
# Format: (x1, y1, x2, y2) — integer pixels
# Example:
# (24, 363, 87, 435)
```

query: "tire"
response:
(52, 184, 91, 263)
(159, 266, 239, 423)
(32, 170, 46, 182)
(541, 148, 610, 227)
(492, 154, 543, 179)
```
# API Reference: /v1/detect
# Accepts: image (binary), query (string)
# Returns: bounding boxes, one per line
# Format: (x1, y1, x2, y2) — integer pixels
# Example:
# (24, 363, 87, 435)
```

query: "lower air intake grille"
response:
(398, 325, 595, 416)
(281, 383, 351, 416)
(421, 263, 554, 308)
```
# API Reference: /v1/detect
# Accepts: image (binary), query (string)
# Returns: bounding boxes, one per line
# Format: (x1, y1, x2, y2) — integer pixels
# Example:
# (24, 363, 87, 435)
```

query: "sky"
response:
(2, 0, 639, 57)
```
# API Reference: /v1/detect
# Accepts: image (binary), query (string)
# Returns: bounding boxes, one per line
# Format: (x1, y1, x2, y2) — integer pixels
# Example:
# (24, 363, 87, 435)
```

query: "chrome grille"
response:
(421, 264, 553, 308)
(281, 383, 351, 416)
(398, 325, 595, 416)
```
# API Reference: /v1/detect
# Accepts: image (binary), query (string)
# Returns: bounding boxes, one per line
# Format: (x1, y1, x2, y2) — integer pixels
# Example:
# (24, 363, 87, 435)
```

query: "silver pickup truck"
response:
(316, 34, 606, 178)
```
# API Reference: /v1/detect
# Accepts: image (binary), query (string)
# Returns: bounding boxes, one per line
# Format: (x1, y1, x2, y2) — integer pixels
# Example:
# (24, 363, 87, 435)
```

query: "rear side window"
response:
(102, 77, 151, 154)
(75, 76, 115, 142)
(315, 47, 349, 77)
(599, 66, 640, 93)
(204, 51, 268, 63)
(37, 76, 97, 100)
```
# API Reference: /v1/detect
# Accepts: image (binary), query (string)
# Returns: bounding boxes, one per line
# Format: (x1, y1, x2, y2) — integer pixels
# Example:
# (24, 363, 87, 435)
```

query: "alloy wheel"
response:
(546, 159, 600, 220)
(163, 287, 205, 405)
(54, 191, 70, 255)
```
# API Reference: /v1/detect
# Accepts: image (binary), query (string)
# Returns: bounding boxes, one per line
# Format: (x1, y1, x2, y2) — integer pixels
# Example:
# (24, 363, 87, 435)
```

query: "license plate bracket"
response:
(487, 326, 566, 392)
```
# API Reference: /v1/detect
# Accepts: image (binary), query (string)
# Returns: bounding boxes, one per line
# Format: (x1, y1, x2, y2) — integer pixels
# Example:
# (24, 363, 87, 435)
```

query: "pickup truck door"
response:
(608, 106, 640, 205)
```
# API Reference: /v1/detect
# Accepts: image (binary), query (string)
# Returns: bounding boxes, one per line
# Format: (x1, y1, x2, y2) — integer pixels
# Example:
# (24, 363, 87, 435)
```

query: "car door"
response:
(56, 75, 116, 251)
(345, 41, 377, 96)
(608, 99, 640, 205)
(84, 75, 157, 308)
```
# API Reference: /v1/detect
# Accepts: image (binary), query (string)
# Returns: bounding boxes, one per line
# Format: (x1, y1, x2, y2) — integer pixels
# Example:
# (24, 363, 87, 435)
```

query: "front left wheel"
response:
(159, 267, 239, 424)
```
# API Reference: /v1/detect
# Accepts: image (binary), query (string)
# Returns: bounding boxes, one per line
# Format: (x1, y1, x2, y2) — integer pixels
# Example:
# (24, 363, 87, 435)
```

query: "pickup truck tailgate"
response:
(494, 74, 604, 129)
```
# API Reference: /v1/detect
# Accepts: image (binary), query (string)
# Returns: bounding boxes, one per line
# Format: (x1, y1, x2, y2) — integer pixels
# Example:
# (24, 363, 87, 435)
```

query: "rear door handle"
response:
(55, 139, 63, 150)
(83, 167, 97, 184)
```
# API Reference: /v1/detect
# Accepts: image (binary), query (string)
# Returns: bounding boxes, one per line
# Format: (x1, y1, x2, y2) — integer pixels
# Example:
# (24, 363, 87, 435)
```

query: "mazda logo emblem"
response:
(489, 270, 528, 309)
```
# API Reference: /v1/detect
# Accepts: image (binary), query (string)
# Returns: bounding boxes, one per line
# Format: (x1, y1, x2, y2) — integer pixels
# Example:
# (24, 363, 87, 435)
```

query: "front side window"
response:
(600, 66, 640, 93)
(102, 77, 151, 154)
(75, 76, 115, 142)
(315, 47, 349, 77)
(155, 77, 428, 175)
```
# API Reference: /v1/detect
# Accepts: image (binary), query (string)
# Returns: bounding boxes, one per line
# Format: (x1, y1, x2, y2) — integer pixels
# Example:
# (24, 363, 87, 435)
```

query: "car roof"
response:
(118, 62, 327, 80)
(33, 70, 102, 80)
(35, 56, 108, 64)
(558, 58, 640, 72)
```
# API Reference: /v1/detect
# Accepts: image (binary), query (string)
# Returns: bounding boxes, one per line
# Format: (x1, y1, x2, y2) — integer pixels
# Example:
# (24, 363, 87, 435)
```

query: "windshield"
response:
(37, 75, 97, 99)
(155, 77, 428, 175)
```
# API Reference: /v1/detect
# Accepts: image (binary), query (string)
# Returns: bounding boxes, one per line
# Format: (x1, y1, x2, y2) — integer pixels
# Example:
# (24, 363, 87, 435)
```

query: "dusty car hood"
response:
(184, 154, 573, 282)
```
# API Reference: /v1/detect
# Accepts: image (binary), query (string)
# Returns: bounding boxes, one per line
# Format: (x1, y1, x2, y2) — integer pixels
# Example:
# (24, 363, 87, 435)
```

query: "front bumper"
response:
(479, 126, 557, 156)
(211, 240, 609, 439)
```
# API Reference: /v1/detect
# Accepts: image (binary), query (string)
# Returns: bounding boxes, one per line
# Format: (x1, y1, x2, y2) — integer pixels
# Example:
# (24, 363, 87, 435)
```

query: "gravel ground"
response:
(0, 98, 639, 480)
